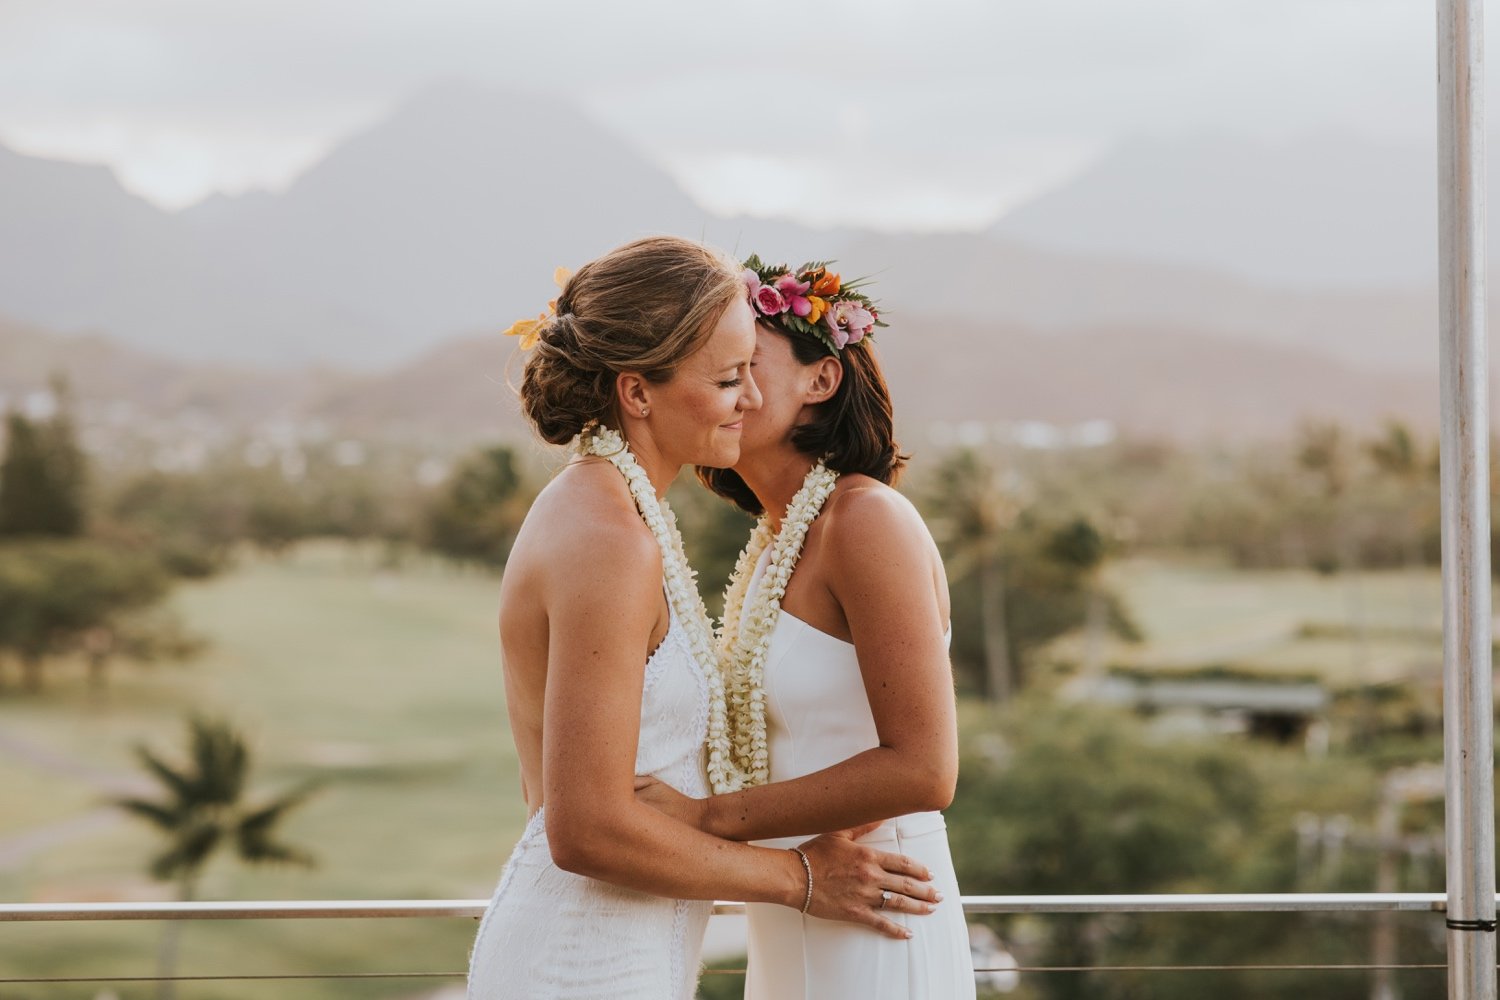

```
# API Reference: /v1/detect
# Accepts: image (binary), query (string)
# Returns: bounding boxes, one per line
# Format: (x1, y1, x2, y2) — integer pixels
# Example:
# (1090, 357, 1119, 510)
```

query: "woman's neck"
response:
(736, 446, 817, 531)
(620, 428, 678, 498)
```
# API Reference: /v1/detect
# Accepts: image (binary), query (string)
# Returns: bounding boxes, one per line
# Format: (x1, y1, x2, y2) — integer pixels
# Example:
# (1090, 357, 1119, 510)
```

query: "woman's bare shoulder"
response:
(511, 463, 662, 590)
(820, 474, 930, 548)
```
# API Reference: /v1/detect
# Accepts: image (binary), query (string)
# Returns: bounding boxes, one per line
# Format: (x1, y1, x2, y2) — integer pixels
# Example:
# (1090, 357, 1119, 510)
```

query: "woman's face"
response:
(645, 294, 761, 468)
(737, 325, 821, 457)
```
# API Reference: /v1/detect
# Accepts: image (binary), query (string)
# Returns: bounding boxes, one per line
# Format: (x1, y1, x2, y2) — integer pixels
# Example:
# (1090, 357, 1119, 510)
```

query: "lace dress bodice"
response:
(633, 602, 712, 799)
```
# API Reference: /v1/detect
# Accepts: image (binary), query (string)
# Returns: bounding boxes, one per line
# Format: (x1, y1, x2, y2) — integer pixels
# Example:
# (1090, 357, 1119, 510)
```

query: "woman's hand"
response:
(797, 826, 941, 939)
(633, 775, 708, 831)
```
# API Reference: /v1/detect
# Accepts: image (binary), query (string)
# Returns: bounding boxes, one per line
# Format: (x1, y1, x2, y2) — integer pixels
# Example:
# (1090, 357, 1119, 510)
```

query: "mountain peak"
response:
(991, 129, 1438, 289)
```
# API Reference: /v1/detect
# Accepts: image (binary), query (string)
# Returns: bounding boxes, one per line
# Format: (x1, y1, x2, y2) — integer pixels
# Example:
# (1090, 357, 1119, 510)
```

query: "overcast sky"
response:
(0, 0, 1461, 230)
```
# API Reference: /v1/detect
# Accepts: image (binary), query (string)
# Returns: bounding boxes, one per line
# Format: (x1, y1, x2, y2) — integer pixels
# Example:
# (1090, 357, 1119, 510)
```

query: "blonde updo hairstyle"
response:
(518, 236, 746, 445)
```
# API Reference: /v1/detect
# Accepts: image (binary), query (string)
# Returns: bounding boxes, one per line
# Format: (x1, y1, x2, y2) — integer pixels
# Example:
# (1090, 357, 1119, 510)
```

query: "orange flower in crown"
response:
(742, 255, 883, 354)
(503, 267, 575, 350)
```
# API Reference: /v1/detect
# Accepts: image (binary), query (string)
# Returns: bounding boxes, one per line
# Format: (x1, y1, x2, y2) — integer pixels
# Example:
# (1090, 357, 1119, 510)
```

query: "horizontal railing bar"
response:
(1, 973, 457, 984)
(0, 963, 1463, 985)
(0, 893, 1454, 922)
(0, 899, 486, 921)
(962, 893, 1449, 913)
(993, 964, 1449, 973)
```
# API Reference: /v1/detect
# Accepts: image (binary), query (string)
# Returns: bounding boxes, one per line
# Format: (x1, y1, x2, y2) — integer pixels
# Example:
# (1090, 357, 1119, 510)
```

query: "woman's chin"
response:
(697, 440, 741, 470)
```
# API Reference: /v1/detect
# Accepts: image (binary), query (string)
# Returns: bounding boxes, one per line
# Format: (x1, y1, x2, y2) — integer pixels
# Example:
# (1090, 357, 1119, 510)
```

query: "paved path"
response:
(0, 808, 123, 868)
(0, 727, 149, 869)
(0, 729, 148, 795)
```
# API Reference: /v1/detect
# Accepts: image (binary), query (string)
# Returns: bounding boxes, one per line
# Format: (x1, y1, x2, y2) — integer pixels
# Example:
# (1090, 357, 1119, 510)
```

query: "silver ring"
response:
(878, 890, 892, 910)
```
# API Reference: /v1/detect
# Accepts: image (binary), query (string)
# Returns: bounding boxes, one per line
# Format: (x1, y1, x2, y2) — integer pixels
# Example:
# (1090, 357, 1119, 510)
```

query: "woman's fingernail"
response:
(934, 891, 944, 902)
(904, 929, 914, 939)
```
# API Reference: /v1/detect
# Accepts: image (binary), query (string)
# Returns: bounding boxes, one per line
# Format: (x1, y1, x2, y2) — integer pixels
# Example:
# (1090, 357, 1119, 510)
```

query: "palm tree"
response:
(1297, 421, 1374, 743)
(1374, 419, 1440, 740)
(1045, 517, 1109, 681)
(116, 716, 317, 1000)
(925, 450, 1022, 702)
(1366, 419, 1432, 633)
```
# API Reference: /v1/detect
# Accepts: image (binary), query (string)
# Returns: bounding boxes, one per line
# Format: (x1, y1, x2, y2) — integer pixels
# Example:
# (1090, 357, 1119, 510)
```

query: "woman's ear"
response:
(617, 372, 653, 420)
(806, 354, 844, 405)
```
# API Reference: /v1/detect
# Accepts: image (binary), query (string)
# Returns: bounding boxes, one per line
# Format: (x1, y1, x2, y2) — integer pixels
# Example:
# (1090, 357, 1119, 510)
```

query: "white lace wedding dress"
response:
(467, 600, 713, 1000)
(740, 547, 976, 1000)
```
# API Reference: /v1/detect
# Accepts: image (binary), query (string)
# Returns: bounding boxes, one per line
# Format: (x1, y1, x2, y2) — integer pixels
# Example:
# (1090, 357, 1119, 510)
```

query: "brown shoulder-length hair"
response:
(697, 327, 907, 514)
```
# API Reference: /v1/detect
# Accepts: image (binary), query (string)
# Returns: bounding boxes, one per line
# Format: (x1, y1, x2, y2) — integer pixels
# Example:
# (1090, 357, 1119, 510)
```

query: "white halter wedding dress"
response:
(467, 598, 713, 1000)
(740, 545, 976, 1000)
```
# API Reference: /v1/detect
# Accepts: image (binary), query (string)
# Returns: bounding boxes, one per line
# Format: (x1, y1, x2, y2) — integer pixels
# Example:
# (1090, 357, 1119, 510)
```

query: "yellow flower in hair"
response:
(546, 267, 574, 314)
(504, 314, 546, 351)
(805, 295, 828, 324)
(505, 267, 575, 351)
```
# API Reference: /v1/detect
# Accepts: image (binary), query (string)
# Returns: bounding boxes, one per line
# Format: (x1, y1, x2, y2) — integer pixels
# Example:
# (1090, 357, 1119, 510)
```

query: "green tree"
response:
(946, 701, 1412, 1000)
(106, 470, 242, 577)
(0, 410, 85, 538)
(116, 717, 318, 1000)
(0, 540, 176, 691)
(1045, 517, 1110, 678)
(244, 489, 307, 556)
(949, 702, 1257, 997)
(1296, 420, 1359, 575)
(924, 451, 1137, 701)
(424, 445, 530, 567)
(1298, 421, 1376, 742)
(1367, 420, 1436, 620)
(77, 610, 204, 693)
(924, 450, 1023, 700)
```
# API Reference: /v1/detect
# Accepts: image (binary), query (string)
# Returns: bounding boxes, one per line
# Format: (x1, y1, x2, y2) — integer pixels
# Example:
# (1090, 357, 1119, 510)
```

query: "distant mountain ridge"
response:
(2, 311, 1443, 446)
(0, 80, 1469, 384)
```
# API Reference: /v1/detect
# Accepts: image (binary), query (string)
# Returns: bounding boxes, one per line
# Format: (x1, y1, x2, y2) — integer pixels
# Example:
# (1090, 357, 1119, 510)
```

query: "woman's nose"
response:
(740, 369, 763, 411)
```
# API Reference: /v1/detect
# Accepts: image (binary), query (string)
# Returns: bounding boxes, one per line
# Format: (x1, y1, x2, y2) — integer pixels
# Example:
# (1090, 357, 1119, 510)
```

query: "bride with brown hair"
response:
(639, 255, 975, 998)
(467, 236, 939, 1000)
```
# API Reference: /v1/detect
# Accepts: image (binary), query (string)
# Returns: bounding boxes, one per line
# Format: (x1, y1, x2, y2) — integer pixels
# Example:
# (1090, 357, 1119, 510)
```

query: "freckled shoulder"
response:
(819, 475, 934, 558)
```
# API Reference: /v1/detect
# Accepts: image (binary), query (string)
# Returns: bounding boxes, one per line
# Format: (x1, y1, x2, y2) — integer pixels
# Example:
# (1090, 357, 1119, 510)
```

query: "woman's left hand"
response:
(634, 776, 708, 831)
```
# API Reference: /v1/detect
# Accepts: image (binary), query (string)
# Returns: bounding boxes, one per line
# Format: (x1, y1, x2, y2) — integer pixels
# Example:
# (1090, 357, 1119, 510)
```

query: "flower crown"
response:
(742, 255, 885, 354)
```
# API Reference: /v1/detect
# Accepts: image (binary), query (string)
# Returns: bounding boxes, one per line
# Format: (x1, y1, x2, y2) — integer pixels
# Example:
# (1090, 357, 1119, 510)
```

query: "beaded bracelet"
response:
(789, 847, 813, 913)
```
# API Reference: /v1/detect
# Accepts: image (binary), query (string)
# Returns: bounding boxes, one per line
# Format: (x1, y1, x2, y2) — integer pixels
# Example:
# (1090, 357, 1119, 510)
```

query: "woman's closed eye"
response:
(718, 378, 744, 389)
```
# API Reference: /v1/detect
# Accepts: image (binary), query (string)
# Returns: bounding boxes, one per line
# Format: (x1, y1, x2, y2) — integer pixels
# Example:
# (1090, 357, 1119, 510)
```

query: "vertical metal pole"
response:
(1437, 1, 1497, 998)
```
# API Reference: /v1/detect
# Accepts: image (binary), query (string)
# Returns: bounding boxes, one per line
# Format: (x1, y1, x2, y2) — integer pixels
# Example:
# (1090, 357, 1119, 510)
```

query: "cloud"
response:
(0, 0, 1458, 225)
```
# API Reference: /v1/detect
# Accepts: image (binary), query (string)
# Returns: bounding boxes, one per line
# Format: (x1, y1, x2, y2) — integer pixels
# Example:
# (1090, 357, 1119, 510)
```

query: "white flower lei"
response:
(715, 460, 840, 792)
(574, 425, 751, 794)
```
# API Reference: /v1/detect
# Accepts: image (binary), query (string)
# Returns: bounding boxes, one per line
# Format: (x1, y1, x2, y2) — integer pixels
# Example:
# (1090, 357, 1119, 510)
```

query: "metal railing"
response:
(0, 892, 1462, 922)
(0, 894, 1473, 986)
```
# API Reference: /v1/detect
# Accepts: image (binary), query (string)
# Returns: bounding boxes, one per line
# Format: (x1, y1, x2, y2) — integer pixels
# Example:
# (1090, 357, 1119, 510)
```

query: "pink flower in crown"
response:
(826, 301, 876, 348)
(845, 304, 875, 344)
(742, 268, 762, 299)
(824, 305, 852, 349)
(754, 283, 788, 316)
(775, 273, 813, 318)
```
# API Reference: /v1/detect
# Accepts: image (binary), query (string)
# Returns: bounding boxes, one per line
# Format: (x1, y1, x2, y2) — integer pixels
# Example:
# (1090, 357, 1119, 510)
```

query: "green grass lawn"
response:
(0, 542, 522, 999)
(1055, 555, 1454, 687)
(0, 544, 1464, 998)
